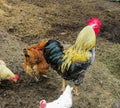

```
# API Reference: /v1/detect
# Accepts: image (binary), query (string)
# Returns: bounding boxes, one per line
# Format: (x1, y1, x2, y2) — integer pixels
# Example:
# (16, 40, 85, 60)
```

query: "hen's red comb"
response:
(87, 17, 102, 27)
(39, 100, 46, 108)
(15, 74, 19, 80)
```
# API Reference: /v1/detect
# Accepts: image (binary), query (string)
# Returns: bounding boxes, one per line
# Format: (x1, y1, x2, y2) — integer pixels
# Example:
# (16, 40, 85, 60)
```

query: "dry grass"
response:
(96, 37, 120, 79)
(74, 61, 120, 108)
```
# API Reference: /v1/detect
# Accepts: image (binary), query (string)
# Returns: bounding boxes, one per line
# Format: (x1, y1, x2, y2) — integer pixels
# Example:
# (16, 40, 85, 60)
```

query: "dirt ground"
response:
(0, 0, 120, 108)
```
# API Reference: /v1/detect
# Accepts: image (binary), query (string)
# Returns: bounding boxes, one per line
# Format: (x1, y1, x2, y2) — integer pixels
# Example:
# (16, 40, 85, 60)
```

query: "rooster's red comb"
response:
(87, 17, 102, 27)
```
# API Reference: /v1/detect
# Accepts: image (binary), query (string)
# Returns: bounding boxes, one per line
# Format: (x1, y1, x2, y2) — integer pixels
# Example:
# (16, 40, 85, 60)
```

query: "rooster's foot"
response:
(61, 88, 65, 92)
(73, 91, 79, 96)
(73, 85, 79, 96)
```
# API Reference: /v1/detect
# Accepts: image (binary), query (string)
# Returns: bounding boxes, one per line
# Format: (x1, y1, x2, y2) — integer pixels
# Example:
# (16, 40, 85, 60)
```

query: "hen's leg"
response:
(61, 78, 66, 92)
(33, 65, 39, 82)
(25, 66, 33, 76)
(74, 85, 79, 96)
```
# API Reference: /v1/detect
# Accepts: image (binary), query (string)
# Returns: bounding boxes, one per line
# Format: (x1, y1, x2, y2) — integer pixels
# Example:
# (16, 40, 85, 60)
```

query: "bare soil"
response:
(0, 0, 120, 108)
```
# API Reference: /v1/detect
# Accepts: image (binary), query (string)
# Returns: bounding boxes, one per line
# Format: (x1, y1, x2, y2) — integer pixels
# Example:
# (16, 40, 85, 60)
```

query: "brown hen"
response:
(23, 41, 49, 81)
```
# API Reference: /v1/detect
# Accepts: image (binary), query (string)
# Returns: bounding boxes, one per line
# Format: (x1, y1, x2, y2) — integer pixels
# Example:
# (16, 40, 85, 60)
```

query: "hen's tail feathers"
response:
(62, 85, 73, 96)
(43, 40, 63, 69)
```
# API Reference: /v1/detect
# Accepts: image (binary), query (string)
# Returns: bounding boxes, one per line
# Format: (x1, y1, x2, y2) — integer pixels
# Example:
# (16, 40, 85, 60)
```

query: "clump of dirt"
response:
(0, 0, 120, 108)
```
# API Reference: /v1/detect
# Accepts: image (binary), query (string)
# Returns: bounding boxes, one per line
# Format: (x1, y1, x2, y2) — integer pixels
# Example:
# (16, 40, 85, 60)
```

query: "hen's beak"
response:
(13, 79, 17, 83)
(9, 78, 17, 83)
(9, 74, 19, 83)
(23, 48, 30, 57)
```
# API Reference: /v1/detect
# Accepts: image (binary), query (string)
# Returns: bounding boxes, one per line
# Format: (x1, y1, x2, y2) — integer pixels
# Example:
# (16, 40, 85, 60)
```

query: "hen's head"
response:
(9, 74, 19, 82)
(23, 48, 41, 64)
(87, 17, 102, 34)
(39, 100, 46, 108)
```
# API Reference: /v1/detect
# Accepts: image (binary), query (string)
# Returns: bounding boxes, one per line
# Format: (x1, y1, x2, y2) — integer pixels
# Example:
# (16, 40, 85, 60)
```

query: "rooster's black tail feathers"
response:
(43, 40, 63, 69)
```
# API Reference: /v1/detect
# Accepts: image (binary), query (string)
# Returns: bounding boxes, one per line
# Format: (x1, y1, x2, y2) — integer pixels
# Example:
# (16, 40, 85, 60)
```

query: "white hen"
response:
(39, 85, 73, 108)
(0, 60, 19, 82)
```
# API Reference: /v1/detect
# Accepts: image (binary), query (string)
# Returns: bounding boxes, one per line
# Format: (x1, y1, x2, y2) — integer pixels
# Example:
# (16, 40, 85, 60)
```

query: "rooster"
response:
(23, 41, 50, 81)
(39, 85, 73, 108)
(43, 17, 102, 95)
(0, 60, 19, 83)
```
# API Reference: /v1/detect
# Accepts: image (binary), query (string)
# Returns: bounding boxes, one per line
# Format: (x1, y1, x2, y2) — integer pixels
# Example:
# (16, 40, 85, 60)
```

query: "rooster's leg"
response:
(74, 85, 79, 96)
(61, 78, 66, 92)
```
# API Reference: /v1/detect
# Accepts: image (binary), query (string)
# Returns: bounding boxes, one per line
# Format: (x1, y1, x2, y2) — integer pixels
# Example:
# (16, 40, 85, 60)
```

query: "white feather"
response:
(40, 85, 73, 108)
(0, 60, 15, 80)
